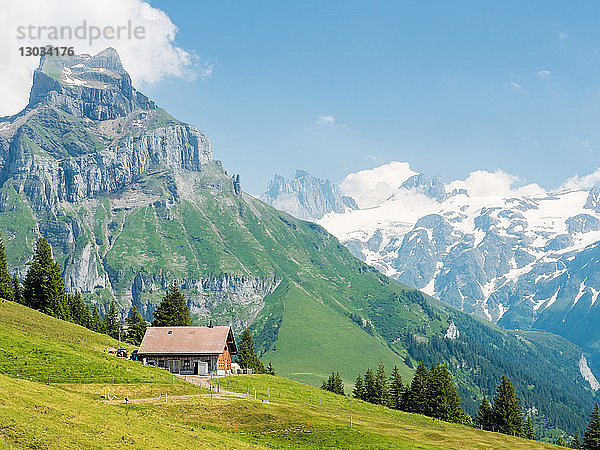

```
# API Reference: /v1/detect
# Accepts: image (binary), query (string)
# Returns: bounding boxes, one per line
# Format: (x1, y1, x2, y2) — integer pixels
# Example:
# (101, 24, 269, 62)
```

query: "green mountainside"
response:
(0, 49, 596, 437)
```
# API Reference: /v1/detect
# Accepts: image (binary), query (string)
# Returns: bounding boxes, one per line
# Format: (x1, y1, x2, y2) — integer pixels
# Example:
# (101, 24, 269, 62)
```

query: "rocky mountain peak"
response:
(400, 173, 446, 202)
(28, 47, 154, 120)
(0, 48, 213, 210)
(263, 170, 346, 220)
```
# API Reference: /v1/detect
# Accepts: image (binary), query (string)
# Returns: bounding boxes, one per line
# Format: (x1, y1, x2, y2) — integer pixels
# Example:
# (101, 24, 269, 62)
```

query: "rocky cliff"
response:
(262, 170, 348, 220)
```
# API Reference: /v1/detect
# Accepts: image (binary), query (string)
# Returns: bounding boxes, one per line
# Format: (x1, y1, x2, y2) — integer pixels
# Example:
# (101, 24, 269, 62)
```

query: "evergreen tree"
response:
(321, 372, 344, 395)
(353, 374, 364, 400)
(23, 237, 69, 320)
(68, 292, 90, 328)
(237, 328, 264, 373)
(374, 362, 389, 405)
(0, 234, 13, 301)
(584, 402, 600, 450)
(125, 305, 147, 346)
(12, 275, 23, 304)
(425, 364, 463, 423)
(571, 431, 582, 449)
(406, 362, 429, 414)
(266, 361, 276, 375)
(475, 397, 494, 431)
(523, 416, 535, 440)
(389, 365, 404, 410)
(492, 375, 522, 436)
(555, 435, 566, 446)
(363, 368, 376, 403)
(90, 304, 104, 333)
(103, 300, 120, 339)
(151, 282, 190, 326)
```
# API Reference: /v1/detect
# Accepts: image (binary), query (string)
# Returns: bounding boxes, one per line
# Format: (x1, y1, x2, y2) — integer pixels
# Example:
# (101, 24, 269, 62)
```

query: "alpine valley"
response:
(0, 49, 597, 437)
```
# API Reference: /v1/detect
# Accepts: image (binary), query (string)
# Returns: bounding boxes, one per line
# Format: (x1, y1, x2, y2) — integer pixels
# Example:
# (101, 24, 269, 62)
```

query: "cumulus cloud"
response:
(0, 0, 198, 116)
(315, 115, 336, 126)
(447, 170, 546, 198)
(339, 161, 417, 208)
(559, 168, 600, 191)
(536, 70, 551, 79)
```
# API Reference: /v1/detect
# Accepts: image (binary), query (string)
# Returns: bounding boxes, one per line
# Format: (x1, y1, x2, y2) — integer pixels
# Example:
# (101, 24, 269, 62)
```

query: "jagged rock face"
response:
(585, 187, 600, 213)
(263, 170, 345, 220)
(0, 48, 212, 212)
(400, 173, 446, 202)
(0, 48, 272, 328)
(319, 165, 600, 368)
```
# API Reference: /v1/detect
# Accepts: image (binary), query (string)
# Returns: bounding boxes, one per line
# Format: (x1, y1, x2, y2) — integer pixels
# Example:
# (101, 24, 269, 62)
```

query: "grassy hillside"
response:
(0, 302, 560, 449)
(0, 300, 201, 391)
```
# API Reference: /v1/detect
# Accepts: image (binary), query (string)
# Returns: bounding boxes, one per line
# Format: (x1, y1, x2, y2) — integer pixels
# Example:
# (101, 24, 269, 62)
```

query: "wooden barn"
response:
(137, 326, 237, 375)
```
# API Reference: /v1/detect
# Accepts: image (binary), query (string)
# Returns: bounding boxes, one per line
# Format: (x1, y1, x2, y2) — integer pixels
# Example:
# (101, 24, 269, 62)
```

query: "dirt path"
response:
(101, 375, 247, 405)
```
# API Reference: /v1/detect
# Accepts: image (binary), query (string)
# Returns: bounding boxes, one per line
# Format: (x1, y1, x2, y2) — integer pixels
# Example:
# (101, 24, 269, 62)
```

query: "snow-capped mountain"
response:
(267, 162, 600, 369)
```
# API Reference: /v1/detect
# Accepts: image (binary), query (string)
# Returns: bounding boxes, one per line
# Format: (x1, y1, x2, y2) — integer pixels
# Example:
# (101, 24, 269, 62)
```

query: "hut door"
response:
(194, 362, 199, 375)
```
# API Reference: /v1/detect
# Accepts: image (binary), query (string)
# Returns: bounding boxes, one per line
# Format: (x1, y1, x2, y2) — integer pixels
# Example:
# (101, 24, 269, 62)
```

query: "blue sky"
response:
(141, 1, 599, 194)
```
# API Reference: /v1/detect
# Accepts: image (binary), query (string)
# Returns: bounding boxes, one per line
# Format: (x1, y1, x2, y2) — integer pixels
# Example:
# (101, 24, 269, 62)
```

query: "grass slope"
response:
(0, 303, 558, 449)
(259, 282, 413, 387)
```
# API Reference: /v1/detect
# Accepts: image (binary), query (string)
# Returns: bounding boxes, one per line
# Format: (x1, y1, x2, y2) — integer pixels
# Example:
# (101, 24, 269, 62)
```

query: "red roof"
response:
(138, 326, 237, 355)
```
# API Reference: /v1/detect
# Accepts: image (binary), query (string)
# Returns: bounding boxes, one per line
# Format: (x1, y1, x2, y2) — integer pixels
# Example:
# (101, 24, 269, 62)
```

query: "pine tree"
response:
(425, 364, 463, 423)
(322, 372, 344, 395)
(584, 402, 600, 450)
(68, 292, 90, 328)
(353, 374, 364, 400)
(125, 305, 147, 346)
(523, 416, 535, 440)
(334, 372, 344, 395)
(492, 375, 522, 436)
(90, 304, 104, 333)
(389, 365, 404, 410)
(0, 234, 14, 301)
(23, 237, 69, 320)
(475, 397, 494, 431)
(571, 431, 583, 449)
(12, 275, 23, 304)
(104, 300, 120, 339)
(266, 361, 276, 375)
(374, 362, 389, 405)
(406, 362, 428, 414)
(237, 328, 264, 373)
(363, 368, 376, 403)
(152, 282, 190, 326)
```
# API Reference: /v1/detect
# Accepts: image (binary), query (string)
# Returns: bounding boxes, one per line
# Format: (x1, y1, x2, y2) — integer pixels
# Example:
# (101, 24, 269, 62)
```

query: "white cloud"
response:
(447, 170, 545, 198)
(315, 115, 335, 126)
(559, 168, 600, 191)
(509, 81, 523, 91)
(536, 70, 551, 79)
(339, 161, 418, 208)
(0, 0, 198, 116)
(559, 31, 568, 40)
(200, 62, 215, 79)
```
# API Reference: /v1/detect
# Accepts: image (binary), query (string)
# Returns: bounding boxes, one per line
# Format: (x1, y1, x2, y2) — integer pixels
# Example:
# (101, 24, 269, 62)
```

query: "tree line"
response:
(0, 235, 199, 346)
(1, 234, 275, 373)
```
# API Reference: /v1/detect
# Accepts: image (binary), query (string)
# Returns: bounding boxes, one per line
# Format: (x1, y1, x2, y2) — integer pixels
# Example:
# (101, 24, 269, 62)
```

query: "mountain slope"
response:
(0, 49, 596, 436)
(298, 163, 600, 377)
